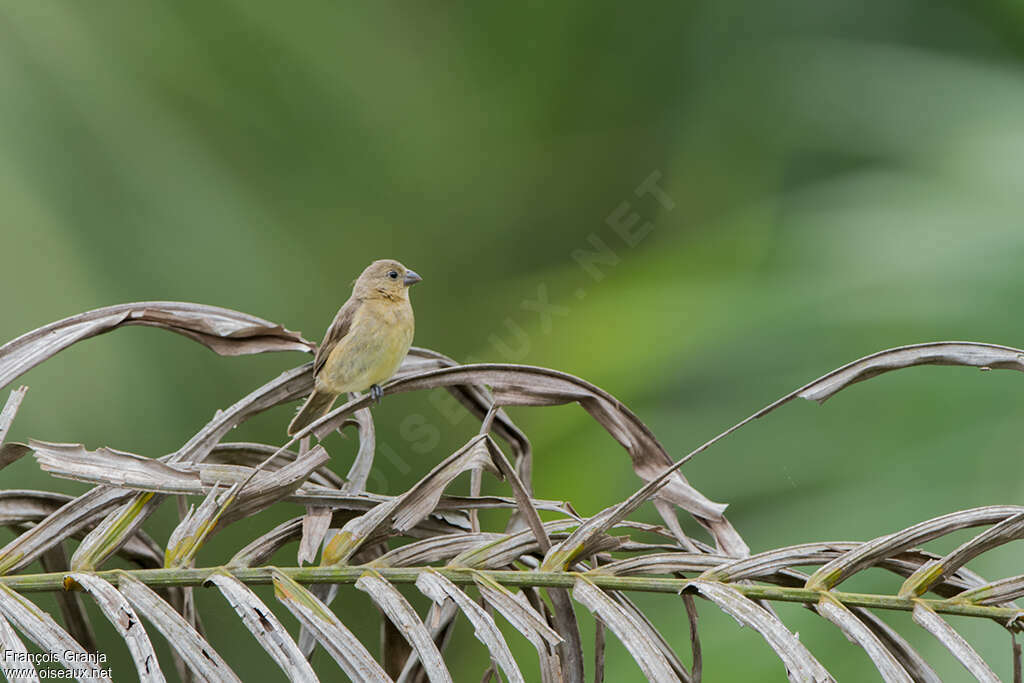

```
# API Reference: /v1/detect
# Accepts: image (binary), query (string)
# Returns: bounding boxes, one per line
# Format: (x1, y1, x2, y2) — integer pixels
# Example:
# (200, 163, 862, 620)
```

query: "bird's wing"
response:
(313, 297, 359, 376)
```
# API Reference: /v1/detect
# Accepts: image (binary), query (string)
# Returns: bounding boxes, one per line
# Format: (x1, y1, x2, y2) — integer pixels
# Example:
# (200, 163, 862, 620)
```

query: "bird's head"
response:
(353, 259, 422, 301)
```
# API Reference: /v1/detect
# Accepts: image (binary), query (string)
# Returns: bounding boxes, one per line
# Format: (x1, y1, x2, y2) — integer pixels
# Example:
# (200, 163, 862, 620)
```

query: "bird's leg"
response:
(369, 384, 383, 404)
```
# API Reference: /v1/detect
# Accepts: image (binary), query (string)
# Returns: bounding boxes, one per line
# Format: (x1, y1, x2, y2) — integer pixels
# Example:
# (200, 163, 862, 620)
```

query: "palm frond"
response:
(2, 303, 1023, 681)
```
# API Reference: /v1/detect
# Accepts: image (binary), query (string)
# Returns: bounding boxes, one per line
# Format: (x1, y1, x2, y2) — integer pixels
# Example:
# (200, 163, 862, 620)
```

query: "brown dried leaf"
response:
(298, 506, 333, 566)
(165, 484, 240, 568)
(0, 487, 132, 574)
(297, 363, 744, 554)
(816, 594, 912, 683)
(0, 387, 27, 445)
(38, 543, 97, 653)
(684, 580, 833, 682)
(0, 584, 95, 680)
(206, 443, 343, 490)
(796, 342, 1024, 404)
(341, 407, 376, 493)
(899, 512, 1024, 599)
(354, 573, 453, 683)
(473, 573, 563, 682)
(117, 572, 241, 682)
(272, 570, 391, 682)
(416, 570, 525, 683)
(953, 575, 1024, 606)
(912, 603, 999, 682)
(322, 436, 498, 565)
(400, 348, 532, 470)
(0, 302, 312, 391)
(852, 609, 941, 683)
(573, 577, 682, 682)
(71, 492, 160, 571)
(0, 608, 38, 681)
(372, 533, 502, 568)
(67, 573, 164, 683)
(450, 520, 579, 570)
(609, 591, 691, 682)
(0, 387, 30, 473)
(206, 570, 317, 683)
(806, 506, 1024, 591)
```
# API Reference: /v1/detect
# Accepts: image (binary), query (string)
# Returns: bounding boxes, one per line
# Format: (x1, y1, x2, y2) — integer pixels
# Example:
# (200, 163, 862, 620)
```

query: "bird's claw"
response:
(369, 384, 383, 405)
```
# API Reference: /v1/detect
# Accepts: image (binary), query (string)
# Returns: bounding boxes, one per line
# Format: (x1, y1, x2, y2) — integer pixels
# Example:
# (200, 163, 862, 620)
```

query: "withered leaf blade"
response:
(229, 511, 464, 569)
(391, 436, 497, 533)
(400, 348, 532, 467)
(851, 608, 941, 683)
(0, 301, 313, 391)
(38, 543, 97, 653)
(805, 506, 1024, 591)
(0, 609, 39, 682)
(540, 452, 719, 572)
(816, 594, 912, 683)
(0, 387, 30, 473)
(271, 569, 391, 682)
(899, 512, 1024, 599)
(0, 443, 31, 472)
(796, 342, 1024, 404)
(0, 494, 164, 576)
(322, 436, 497, 565)
(451, 520, 579, 570)
(355, 573, 453, 683)
(912, 603, 999, 683)
(0, 487, 132, 575)
(483, 436, 552, 554)
(703, 542, 861, 582)
(611, 592, 691, 682)
(572, 578, 682, 682)
(593, 551, 726, 577)
(298, 506, 333, 566)
(206, 570, 317, 683)
(31, 440, 198, 492)
(373, 533, 502, 568)
(298, 362, 745, 555)
(415, 570, 525, 683)
(342, 407, 376, 493)
(684, 580, 834, 682)
(31, 439, 559, 515)
(0, 387, 27, 445)
(0, 584, 95, 680)
(0, 490, 75, 528)
(165, 484, 240, 568)
(472, 573, 563, 682)
(206, 442, 343, 490)
(953, 574, 1024, 606)
(67, 572, 164, 683)
(71, 492, 159, 572)
(231, 517, 335, 570)
(117, 572, 242, 683)
(214, 445, 331, 526)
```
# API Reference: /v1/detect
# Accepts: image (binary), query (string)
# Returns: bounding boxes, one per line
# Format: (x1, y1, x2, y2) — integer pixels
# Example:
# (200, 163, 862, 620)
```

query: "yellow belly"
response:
(317, 301, 414, 394)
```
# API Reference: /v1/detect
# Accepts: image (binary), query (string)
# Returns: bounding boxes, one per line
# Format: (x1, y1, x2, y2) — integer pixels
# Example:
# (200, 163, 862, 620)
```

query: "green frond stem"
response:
(5, 566, 1021, 628)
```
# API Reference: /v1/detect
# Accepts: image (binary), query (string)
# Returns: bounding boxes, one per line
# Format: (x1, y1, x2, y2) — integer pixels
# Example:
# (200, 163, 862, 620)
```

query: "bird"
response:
(287, 259, 422, 436)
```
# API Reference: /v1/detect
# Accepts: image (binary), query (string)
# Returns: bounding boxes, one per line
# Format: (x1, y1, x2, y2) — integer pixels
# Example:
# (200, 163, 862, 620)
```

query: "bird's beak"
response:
(403, 270, 422, 287)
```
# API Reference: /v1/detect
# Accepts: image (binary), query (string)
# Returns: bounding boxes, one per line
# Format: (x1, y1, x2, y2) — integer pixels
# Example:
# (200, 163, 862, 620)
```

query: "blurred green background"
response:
(3, 1, 1024, 680)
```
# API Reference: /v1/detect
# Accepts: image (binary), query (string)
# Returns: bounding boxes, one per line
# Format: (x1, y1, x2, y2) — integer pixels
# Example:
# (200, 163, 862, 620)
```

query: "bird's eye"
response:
(387, 270, 399, 279)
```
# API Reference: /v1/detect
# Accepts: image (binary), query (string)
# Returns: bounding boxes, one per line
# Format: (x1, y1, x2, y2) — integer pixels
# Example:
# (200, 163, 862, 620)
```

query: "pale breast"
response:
(318, 300, 414, 394)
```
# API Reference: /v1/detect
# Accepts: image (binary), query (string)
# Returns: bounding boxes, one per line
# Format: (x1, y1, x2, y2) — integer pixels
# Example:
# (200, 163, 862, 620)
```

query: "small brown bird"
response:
(288, 259, 422, 436)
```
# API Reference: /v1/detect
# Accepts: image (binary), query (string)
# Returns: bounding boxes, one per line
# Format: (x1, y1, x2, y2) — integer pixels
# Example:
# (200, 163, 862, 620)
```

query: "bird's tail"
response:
(288, 389, 338, 436)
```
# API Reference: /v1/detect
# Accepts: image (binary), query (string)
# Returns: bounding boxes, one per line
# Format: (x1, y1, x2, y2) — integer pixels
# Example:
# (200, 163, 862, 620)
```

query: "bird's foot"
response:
(369, 384, 383, 405)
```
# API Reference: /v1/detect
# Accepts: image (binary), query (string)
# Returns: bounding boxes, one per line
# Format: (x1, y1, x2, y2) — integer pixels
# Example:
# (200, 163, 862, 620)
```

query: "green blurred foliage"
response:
(2, 1, 1024, 680)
